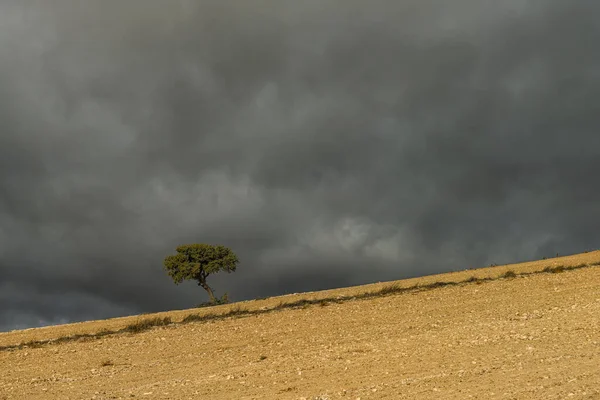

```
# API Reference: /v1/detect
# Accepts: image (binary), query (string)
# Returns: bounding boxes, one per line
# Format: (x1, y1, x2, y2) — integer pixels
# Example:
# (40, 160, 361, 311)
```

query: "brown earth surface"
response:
(1, 251, 600, 399)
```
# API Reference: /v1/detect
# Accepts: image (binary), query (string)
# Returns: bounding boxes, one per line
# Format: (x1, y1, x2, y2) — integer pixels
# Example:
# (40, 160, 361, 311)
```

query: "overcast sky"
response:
(1, 0, 599, 332)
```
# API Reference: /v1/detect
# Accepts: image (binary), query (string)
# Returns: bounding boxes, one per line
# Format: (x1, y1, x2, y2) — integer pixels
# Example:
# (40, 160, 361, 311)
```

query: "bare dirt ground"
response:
(1, 251, 600, 399)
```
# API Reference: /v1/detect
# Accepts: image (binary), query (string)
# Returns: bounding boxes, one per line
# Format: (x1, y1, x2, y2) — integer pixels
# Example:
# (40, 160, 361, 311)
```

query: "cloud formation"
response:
(2, 0, 600, 331)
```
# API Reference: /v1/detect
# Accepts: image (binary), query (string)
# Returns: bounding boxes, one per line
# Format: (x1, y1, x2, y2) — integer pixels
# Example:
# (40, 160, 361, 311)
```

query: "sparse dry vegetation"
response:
(2, 251, 600, 399)
(3, 254, 600, 352)
(502, 270, 517, 278)
(123, 317, 172, 333)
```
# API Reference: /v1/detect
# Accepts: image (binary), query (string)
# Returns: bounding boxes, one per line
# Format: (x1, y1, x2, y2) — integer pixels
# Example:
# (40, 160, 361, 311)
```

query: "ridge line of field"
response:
(2, 259, 599, 353)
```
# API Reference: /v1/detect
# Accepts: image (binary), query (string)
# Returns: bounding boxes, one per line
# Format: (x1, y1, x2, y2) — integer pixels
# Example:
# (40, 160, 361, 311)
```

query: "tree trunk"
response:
(199, 281, 216, 303)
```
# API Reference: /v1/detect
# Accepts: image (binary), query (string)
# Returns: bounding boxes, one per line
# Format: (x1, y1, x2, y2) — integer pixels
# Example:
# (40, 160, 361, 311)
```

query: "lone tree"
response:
(163, 244, 239, 304)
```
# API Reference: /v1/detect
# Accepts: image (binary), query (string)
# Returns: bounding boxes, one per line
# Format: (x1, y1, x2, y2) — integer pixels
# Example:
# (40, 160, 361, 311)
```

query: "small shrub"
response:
(543, 265, 572, 274)
(377, 284, 402, 296)
(502, 270, 517, 279)
(124, 317, 171, 333)
(214, 293, 230, 305)
(196, 293, 230, 308)
(426, 281, 454, 289)
(181, 313, 204, 323)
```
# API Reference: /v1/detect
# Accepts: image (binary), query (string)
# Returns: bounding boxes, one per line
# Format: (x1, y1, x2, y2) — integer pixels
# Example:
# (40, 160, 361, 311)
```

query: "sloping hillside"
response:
(2, 251, 600, 399)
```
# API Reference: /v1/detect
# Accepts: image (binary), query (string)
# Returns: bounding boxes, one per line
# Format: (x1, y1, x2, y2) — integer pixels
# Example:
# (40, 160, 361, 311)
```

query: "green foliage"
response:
(196, 293, 230, 308)
(163, 243, 239, 303)
(163, 244, 239, 284)
(218, 292, 229, 304)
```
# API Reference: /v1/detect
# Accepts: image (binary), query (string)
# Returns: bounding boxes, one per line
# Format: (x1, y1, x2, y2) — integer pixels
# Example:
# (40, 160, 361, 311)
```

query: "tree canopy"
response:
(163, 243, 239, 303)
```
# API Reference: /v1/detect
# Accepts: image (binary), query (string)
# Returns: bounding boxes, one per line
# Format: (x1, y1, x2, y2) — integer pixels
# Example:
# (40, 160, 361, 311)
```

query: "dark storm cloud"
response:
(2, 0, 600, 331)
